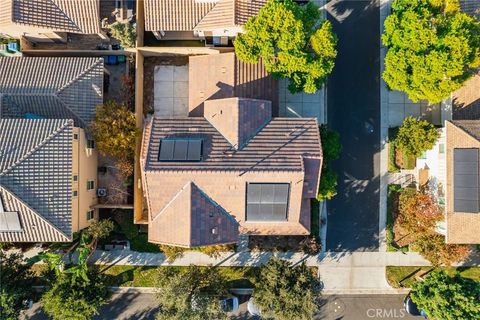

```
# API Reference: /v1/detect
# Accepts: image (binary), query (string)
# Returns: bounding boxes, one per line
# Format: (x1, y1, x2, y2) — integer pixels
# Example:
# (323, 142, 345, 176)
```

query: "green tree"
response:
(234, 0, 337, 93)
(317, 166, 337, 201)
(155, 265, 227, 320)
(253, 257, 321, 320)
(41, 270, 110, 320)
(91, 100, 139, 177)
(0, 252, 35, 320)
(382, 0, 480, 103)
(83, 219, 115, 250)
(109, 22, 137, 48)
(410, 271, 480, 320)
(395, 116, 439, 157)
(317, 125, 341, 201)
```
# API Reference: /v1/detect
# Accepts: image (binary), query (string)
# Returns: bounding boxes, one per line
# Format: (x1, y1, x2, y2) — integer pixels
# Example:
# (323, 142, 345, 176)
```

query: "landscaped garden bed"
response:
(388, 128, 416, 172)
(386, 266, 480, 288)
(386, 184, 410, 252)
(248, 199, 321, 254)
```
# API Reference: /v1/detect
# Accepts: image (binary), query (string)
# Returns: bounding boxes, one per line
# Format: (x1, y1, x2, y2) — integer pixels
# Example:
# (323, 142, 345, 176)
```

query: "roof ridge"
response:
(0, 119, 72, 176)
(0, 185, 70, 241)
(191, 182, 238, 225)
(152, 181, 192, 223)
(450, 120, 480, 142)
(49, 0, 82, 32)
(56, 58, 101, 94)
(194, 0, 236, 29)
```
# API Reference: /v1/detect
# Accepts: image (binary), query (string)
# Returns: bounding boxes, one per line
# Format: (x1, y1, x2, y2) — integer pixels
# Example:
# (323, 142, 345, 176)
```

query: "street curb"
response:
(322, 288, 410, 295)
(110, 286, 157, 293)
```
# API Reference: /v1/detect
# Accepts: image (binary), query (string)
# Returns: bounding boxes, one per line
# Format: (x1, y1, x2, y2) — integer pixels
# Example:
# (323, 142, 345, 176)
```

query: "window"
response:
(87, 210, 95, 221)
(87, 140, 95, 149)
(439, 143, 445, 154)
(72, 190, 78, 197)
(73, 133, 78, 140)
(87, 180, 95, 190)
(246, 183, 290, 221)
(158, 139, 203, 162)
(72, 175, 78, 182)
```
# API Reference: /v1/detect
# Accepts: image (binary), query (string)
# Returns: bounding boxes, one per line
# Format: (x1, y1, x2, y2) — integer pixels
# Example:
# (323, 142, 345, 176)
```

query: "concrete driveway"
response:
(326, 0, 381, 251)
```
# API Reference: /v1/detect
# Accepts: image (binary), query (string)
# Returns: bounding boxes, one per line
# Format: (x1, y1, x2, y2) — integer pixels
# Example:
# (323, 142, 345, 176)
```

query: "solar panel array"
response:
(454, 148, 479, 213)
(246, 183, 289, 221)
(158, 139, 203, 162)
(0, 211, 22, 232)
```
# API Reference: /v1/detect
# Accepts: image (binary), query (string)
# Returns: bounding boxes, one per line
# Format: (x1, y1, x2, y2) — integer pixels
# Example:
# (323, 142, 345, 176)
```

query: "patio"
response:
(153, 65, 189, 117)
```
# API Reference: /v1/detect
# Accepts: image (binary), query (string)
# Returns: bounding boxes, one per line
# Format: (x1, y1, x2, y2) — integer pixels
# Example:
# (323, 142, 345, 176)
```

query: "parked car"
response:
(247, 298, 262, 317)
(404, 294, 428, 318)
(220, 296, 239, 313)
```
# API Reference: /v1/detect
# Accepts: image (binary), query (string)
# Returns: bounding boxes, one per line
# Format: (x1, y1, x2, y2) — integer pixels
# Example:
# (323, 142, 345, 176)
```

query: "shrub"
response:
(395, 116, 439, 158)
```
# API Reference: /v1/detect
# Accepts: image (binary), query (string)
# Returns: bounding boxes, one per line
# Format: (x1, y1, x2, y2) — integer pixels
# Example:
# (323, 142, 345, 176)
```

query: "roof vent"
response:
(211, 227, 218, 235)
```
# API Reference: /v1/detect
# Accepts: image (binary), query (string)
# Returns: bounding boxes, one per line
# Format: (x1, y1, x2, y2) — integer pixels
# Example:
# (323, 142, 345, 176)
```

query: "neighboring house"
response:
(189, 52, 278, 116)
(0, 57, 103, 242)
(0, 0, 102, 38)
(140, 97, 322, 247)
(444, 120, 480, 244)
(143, 0, 266, 42)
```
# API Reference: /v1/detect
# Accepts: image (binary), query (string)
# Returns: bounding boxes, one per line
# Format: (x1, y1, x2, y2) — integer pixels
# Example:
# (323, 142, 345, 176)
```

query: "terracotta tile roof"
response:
(204, 97, 272, 150)
(0, 0, 101, 34)
(144, 116, 321, 172)
(0, 119, 73, 242)
(189, 52, 278, 116)
(445, 121, 480, 244)
(0, 57, 103, 128)
(144, 0, 266, 32)
(149, 182, 239, 247)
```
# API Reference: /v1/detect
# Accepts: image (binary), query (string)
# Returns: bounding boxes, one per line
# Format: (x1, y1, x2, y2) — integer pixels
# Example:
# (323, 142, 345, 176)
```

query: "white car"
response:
(247, 298, 262, 316)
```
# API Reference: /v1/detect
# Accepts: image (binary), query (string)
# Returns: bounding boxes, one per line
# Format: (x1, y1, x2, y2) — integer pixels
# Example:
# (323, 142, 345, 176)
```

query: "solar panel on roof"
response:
(246, 183, 290, 221)
(0, 212, 22, 232)
(454, 148, 479, 213)
(158, 139, 203, 162)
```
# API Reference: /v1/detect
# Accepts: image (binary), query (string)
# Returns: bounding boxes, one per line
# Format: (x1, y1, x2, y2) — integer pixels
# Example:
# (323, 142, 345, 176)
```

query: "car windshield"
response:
(221, 298, 234, 312)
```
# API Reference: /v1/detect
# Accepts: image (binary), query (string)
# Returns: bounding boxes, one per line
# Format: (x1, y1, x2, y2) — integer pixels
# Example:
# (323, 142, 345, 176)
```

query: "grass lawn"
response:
(102, 209, 161, 253)
(386, 185, 409, 252)
(101, 265, 261, 288)
(386, 266, 480, 288)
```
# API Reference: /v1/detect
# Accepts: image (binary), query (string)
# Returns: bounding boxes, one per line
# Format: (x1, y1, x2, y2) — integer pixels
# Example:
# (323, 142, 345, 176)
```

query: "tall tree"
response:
(395, 116, 439, 158)
(155, 266, 227, 320)
(382, 0, 480, 103)
(411, 234, 470, 266)
(91, 100, 139, 177)
(109, 22, 137, 48)
(0, 252, 35, 320)
(235, 0, 337, 93)
(410, 271, 480, 320)
(253, 257, 321, 320)
(41, 270, 110, 320)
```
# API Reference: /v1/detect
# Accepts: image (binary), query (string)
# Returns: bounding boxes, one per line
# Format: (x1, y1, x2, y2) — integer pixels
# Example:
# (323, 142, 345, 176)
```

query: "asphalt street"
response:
(22, 293, 418, 320)
(326, 0, 381, 251)
(317, 295, 419, 320)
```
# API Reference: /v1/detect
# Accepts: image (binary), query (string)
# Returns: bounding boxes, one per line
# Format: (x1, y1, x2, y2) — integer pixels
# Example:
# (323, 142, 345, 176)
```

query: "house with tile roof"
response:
(0, 0, 102, 38)
(0, 57, 103, 242)
(143, 0, 266, 42)
(141, 93, 322, 247)
(444, 120, 480, 244)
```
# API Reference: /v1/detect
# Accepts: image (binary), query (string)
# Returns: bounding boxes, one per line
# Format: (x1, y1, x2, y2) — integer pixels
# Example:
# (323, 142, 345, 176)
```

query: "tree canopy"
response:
(234, 0, 337, 93)
(382, 0, 480, 103)
(317, 125, 342, 201)
(395, 116, 439, 158)
(41, 270, 110, 320)
(91, 100, 139, 177)
(0, 252, 35, 320)
(410, 271, 480, 320)
(398, 188, 442, 235)
(252, 257, 321, 320)
(109, 22, 137, 48)
(155, 266, 227, 320)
